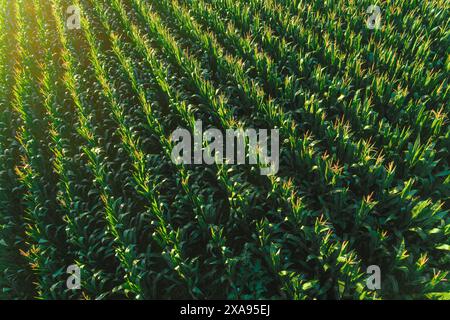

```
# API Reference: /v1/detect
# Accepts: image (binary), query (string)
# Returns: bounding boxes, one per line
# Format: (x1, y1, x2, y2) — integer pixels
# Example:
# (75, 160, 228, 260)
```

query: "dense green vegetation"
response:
(0, 0, 448, 299)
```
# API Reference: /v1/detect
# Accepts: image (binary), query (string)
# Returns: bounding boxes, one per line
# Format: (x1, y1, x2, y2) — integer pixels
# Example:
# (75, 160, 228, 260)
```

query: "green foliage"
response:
(0, 0, 448, 299)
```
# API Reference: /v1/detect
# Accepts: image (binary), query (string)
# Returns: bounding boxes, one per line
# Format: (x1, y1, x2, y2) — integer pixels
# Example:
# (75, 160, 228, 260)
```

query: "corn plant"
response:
(0, 0, 448, 300)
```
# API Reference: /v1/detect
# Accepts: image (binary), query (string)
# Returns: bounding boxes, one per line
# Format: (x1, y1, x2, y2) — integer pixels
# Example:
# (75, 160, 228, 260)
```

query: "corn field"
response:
(0, 0, 449, 300)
